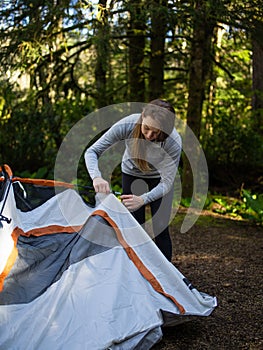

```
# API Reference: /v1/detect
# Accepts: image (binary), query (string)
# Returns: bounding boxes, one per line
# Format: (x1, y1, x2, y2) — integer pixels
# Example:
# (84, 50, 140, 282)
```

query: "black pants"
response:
(122, 173, 174, 261)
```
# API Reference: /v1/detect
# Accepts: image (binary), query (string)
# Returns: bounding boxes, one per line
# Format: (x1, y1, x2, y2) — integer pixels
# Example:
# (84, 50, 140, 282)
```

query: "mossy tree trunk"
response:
(148, 0, 168, 100)
(95, 0, 110, 108)
(252, 23, 263, 136)
(128, 0, 146, 102)
(182, 0, 216, 198)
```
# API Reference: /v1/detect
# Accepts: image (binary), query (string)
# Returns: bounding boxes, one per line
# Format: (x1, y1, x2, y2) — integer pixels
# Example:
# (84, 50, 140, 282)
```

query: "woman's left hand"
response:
(120, 194, 144, 211)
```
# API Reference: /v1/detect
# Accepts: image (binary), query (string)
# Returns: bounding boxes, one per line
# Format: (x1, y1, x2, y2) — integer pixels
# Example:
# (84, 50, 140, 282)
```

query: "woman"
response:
(84, 99, 182, 261)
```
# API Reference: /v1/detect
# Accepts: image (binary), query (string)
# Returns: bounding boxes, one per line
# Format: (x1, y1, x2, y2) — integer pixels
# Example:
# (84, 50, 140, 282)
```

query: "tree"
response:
(148, 0, 168, 100)
(0, 0, 262, 195)
(251, 22, 263, 135)
(0, 0, 94, 171)
(127, 0, 146, 101)
(182, 0, 216, 198)
(94, 0, 110, 108)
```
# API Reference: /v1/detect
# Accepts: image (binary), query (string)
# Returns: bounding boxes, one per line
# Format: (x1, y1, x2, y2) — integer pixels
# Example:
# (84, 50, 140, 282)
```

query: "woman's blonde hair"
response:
(131, 99, 175, 172)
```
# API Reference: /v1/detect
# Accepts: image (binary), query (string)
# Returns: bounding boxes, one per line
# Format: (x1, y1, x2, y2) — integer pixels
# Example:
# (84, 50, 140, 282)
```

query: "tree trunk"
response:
(95, 0, 110, 108)
(252, 26, 263, 135)
(128, 0, 146, 102)
(182, 0, 215, 198)
(148, 0, 167, 100)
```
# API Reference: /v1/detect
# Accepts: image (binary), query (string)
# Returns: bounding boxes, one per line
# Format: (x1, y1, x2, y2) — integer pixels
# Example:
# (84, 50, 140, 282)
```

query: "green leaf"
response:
(242, 189, 263, 216)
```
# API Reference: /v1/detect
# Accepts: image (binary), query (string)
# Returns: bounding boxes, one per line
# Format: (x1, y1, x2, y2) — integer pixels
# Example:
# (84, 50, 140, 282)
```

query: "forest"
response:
(0, 2, 263, 349)
(0, 0, 262, 223)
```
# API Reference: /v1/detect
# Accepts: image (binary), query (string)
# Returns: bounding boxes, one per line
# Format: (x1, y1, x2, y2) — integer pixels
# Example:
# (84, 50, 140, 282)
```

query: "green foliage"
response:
(0, 0, 262, 201)
(0, 109, 47, 172)
(202, 30, 263, 168)
(210, 196, 242, 217)
(180, 197, 192, 208)
(18, 167, 50, 179)
(241, 189, 263, 223)
(201, 191, 263, 225)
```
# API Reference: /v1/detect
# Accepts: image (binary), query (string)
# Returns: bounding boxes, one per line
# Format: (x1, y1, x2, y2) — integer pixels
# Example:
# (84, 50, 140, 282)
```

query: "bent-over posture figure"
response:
(85, 100, 182, 261)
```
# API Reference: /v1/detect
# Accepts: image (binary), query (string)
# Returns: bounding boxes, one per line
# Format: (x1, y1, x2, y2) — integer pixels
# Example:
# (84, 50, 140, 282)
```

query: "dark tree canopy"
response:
(0, 0, 262, 196)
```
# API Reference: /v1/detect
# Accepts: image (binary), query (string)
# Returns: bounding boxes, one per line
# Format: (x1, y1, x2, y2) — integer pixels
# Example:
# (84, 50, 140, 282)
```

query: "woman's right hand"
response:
(93, 177, 110, 194)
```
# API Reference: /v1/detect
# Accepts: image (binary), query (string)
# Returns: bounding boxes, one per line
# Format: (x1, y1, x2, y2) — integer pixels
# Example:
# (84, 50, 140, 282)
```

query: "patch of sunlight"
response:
(176, 253, 220, 263)
(225, 235, 250, 241)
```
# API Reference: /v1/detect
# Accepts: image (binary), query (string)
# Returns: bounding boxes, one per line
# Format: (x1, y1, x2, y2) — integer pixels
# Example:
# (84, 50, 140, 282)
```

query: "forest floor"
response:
(152, 210, 263, 350)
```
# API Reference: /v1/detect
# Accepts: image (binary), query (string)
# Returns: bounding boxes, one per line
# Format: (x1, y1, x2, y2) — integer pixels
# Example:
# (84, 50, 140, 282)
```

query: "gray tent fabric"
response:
(0, 175, 217, 350)
(0, 216, 115, 305)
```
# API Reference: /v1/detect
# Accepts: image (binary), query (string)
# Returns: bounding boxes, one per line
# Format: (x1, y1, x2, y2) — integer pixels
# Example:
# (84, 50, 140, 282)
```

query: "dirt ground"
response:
(152, 211, 263, 350)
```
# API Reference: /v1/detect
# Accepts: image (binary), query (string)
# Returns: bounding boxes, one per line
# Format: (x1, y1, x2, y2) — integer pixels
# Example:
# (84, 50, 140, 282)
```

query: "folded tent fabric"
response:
(0, 165, 217, 350)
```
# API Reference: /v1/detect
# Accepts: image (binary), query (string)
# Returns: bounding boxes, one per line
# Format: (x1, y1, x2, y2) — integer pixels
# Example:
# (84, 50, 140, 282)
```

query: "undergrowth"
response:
(181, 189, 263, 225)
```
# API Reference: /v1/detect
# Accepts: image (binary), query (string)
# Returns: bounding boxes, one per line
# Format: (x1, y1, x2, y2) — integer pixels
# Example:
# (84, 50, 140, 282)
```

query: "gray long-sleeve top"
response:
(84, 113, 182, 205)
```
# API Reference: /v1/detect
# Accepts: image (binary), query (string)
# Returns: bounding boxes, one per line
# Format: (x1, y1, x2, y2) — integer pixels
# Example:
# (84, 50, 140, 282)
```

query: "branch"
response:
(212, 56, 235, 80)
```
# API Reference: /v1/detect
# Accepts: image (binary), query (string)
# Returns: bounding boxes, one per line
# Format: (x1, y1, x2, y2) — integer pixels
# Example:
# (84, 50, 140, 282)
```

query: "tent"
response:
(0, 164, 217, 350)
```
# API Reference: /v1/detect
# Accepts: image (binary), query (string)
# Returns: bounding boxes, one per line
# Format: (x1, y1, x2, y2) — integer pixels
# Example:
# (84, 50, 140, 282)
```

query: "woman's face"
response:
(141, 115, 161, 141)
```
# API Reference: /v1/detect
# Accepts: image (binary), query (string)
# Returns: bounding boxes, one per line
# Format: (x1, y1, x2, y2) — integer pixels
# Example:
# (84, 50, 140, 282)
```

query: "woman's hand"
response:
(93, 177, 110, 193)
(120, 194, 144, 211)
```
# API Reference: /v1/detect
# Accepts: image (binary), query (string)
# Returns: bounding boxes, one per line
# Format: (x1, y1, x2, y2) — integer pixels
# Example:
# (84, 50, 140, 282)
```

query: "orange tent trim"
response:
(92, 209, 186, 315)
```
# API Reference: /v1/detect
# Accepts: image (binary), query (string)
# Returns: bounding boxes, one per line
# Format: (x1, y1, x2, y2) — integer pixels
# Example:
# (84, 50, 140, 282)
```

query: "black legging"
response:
(122, 173, 174, 261)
